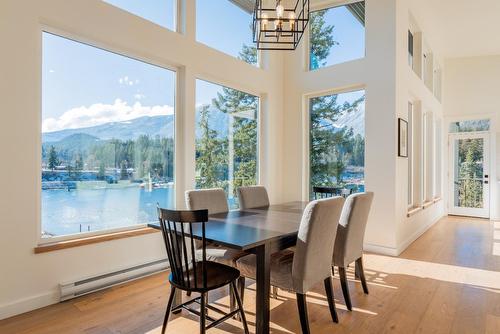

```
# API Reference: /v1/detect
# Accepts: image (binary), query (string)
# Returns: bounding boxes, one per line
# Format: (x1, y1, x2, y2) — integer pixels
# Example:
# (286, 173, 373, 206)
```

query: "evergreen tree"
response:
(48, 146, 59, 170)
(195, 105, 227, 189)
(309, 10, 337, 69)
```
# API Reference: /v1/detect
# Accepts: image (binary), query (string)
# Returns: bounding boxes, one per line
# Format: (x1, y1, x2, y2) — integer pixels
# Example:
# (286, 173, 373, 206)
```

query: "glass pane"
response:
(309, 1, 365, 70)
(195, 79, 259, 208)
(42, 32, 175, 238)
(196, 0, 257, 66)
(453, 138, 484, 208)
(449, 119, 490, 133)
(104, 0, 176, 30)
(309, 90, 365, 199)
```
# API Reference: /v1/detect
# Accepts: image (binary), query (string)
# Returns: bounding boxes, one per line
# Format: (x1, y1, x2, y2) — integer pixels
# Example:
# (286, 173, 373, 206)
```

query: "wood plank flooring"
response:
(1, 215, 499, 333)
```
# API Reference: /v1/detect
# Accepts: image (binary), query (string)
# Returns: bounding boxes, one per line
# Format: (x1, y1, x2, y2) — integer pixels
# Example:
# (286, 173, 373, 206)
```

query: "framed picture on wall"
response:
(398, 118, 408, 157)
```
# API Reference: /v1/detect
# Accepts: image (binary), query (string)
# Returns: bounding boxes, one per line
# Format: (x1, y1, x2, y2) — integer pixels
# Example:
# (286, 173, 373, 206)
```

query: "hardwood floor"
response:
(1, 216, 500, 333)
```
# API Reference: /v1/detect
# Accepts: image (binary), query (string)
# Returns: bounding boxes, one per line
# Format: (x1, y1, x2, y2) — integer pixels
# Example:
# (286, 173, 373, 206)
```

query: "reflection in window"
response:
(195, 79, 259, 208)
(196, 0, 257, 66)
(42, 32, 175, 237)
(104, 0, 176, 30)
(449, 119, 490, 133)
(309, 1, 365, 70)
(309, 90, 365, 198)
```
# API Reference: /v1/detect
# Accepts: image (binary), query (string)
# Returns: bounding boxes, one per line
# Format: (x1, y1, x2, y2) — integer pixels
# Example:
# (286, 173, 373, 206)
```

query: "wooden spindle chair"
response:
(157, 208, 249, 334)
(312, 186, 341, 199)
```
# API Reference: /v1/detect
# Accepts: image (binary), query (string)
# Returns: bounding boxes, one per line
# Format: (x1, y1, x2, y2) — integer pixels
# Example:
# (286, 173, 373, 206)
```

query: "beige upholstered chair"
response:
(237, 185, 270, 209)
(185, 188, 229, 215)
(237, 197, 345, 333)
(333, 192, 374, 311)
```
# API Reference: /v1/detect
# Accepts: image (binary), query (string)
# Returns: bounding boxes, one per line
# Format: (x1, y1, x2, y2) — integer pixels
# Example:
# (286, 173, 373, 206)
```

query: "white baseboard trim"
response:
(363, 243, 399, 256)
(0, 290, 58, 321)
(396, 213, 445, 256)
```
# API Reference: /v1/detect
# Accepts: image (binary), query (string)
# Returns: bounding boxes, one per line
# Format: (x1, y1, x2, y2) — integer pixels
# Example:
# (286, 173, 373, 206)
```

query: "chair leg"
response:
(323, 277, 339, 323)
(200, 292, 206, 334)
(296, 293, 310, 334)
(162, 287, 176, 334)
(338, 266, 352, 311)
(231, 281, 250, 334)
(229, 283, 236, 313)
(356, 257, 369, 294)
(238, 276, 246, 304)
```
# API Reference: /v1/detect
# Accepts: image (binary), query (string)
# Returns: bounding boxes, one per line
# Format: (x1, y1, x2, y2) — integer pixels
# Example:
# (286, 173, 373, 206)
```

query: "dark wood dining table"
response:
(148, 201, 308, 334)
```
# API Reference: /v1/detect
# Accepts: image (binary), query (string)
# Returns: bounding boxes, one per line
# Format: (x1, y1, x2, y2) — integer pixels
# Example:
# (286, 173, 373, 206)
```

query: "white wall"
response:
(0, 0, 284, 319)
(282, 0, 445, 255)
(443, 56, 500, 219)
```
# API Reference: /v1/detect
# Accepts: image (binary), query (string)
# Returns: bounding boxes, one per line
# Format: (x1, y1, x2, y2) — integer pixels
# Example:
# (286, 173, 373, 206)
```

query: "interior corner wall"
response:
(394, 0, 445, 254)
(443, 56, 500, 220)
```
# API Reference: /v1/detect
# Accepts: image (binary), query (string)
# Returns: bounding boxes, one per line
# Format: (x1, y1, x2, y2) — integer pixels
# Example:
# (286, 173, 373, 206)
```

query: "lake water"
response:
(42, 186, 174, 236)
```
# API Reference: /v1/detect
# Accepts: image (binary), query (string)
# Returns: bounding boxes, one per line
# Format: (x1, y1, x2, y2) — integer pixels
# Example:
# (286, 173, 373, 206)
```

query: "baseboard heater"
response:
(60, 259, 168, 301)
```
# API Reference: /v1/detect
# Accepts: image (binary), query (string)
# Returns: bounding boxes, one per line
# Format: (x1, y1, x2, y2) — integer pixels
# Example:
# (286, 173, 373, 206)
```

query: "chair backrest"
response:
(312, 186, 340, 199)
(237, 185, 270, 209)
(185, 188, 229, 214)
(158, 208, 209, 290)
(333, 192, 374, 267)
(292, 196, 345, 294)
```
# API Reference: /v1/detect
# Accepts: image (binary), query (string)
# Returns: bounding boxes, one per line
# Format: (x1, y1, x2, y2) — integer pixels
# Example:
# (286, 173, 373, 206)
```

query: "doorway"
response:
(448, 132, 490, 218)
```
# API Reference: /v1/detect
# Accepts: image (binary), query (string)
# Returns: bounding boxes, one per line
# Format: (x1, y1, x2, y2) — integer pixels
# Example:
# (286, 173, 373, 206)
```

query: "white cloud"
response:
(42, 99, 174, 133)
(134, 93, 146, 100)
(118, 75, 137, 86)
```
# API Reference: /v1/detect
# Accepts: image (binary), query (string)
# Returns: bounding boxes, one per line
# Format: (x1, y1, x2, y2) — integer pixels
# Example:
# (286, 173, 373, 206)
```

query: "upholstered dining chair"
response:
(236, 196, 345, 334)
(157, 208, 249, 334)
(333, 192, 374, 311)
(237, 185, 270, 209)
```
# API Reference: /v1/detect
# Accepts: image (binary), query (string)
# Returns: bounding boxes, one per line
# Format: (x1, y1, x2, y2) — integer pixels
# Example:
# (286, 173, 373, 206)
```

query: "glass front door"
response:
(449, 133, 489, 218)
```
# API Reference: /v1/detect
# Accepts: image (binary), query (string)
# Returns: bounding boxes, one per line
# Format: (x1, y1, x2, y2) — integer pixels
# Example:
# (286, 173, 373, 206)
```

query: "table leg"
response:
(255, 242, 271, 334)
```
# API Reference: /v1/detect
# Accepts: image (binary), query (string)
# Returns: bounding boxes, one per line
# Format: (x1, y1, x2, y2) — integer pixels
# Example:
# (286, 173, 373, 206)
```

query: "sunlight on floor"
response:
(494, 230, 500, 240)
(494, 221, 500, 229)
(364, 254, 500, 291)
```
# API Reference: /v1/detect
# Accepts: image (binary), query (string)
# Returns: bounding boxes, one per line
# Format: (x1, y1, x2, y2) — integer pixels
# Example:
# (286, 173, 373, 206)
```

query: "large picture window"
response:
(195, 79, 259, 208)
(309, 1, 365, 70)
(42, 32, 175, 238)
(104, 0, 176, 30)
(309, 90, 365, 198)
(196, 0, 257, 66)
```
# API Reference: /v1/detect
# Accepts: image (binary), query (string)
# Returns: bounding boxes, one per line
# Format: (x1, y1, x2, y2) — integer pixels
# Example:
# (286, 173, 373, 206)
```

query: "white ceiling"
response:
(409, 0, 500, 59)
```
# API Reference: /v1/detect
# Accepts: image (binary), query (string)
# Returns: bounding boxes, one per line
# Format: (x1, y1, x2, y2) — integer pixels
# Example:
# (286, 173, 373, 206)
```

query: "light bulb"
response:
(289, 12, 295, 30)
(276, 4, 284, 18)
(262, 13, 268, 30)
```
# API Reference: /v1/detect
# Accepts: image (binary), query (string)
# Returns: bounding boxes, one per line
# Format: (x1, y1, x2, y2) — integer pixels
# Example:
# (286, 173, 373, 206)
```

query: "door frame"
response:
(447, 131, 490, 218)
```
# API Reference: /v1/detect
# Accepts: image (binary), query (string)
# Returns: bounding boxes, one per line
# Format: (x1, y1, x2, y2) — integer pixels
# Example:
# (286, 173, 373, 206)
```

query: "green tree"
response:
(309, 10, 337, 69)
(97, 162, 106, 180)
(48, 146, 59, 170)
(458, 139, 483, 208)
(238, 44, 257, 65)
(195, 105, 227, 189)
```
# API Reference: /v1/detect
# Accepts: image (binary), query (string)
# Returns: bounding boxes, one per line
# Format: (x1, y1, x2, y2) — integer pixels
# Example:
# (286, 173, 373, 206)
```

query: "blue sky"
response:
(313, 5, 365, 68)
(42, 1, 364, 134)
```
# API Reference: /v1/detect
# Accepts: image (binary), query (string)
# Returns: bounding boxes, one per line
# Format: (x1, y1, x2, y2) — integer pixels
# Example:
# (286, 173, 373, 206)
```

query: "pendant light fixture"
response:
(253, 0, 310, 50)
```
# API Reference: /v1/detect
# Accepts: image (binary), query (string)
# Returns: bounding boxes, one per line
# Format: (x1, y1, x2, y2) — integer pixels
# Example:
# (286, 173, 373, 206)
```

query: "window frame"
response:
(306, 0, 366, 72)
(193, 75, 262, 197)
(303, 85, 366, 201)
(38, 27, 179, 245)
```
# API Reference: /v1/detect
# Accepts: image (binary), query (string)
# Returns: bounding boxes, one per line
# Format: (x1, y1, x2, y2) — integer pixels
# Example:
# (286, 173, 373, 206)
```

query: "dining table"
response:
(148, 201, 308, 334)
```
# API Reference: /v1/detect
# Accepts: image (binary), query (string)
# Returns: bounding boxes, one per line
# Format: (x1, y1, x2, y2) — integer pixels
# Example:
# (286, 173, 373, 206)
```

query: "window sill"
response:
(34, 227, 159, 254)
(422, 200, 434, 209)
(407, 206, 422, 217)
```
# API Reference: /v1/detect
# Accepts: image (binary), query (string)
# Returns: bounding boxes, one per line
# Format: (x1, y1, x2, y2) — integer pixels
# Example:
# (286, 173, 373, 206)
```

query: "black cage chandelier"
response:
(253, 0, 310, 50)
